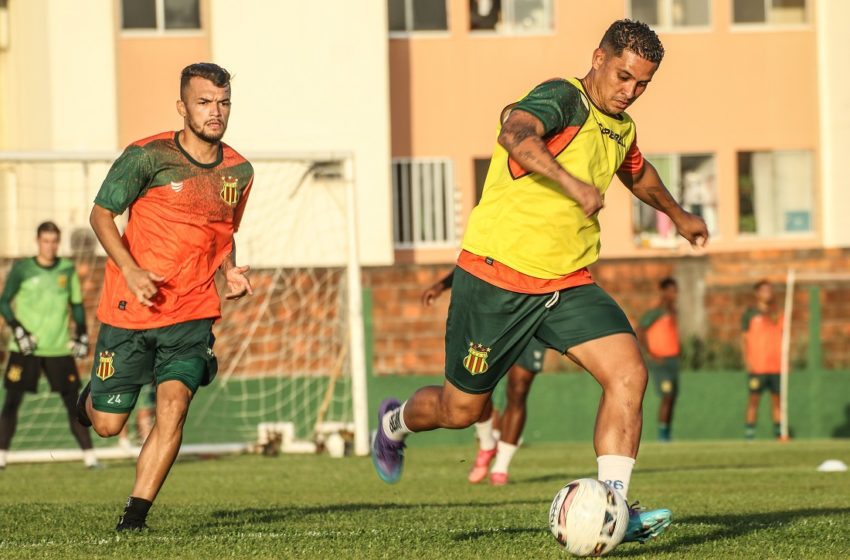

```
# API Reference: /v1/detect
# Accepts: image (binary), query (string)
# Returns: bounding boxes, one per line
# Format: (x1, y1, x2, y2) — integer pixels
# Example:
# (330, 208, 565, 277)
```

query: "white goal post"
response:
(779, 268, 850, 441)
(0, 150, 370, 461)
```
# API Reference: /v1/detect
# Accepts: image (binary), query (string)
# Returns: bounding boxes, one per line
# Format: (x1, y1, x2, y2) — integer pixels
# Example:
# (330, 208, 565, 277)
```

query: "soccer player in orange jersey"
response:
(76, 63, 254, 531)
(741, 280, 784, 440)
(637, 277, 680, 442)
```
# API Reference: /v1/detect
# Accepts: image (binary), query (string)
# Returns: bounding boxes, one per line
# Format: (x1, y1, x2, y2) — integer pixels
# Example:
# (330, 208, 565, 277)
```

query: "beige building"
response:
(1, 0, 848, 264)
(0, 0, 393, 267)
(388, 0, 850, 266)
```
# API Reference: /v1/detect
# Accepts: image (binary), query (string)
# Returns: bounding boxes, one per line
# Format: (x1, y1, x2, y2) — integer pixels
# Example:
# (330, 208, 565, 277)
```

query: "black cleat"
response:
(115, 516, 150, 532)
(76, 382, 92, 427)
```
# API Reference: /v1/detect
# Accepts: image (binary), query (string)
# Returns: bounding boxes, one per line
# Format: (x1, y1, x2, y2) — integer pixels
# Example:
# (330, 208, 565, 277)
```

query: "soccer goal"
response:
(779, 268, 850, 440)
(0, 151, 369, 463)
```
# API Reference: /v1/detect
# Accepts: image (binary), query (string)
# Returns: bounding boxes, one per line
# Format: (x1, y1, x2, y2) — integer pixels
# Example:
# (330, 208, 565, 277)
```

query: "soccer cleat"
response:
(115, 516, 150, 532)
(467, 448, 496, 483)
(76, 382, 92, 427)
(489, 471, 509, 486)
(371, 398, 406, 484)
(622, 502, 673, 544)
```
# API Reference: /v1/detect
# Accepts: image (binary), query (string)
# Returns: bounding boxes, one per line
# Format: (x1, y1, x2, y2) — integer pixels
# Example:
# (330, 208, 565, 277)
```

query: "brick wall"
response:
(364, 248, 850, 374)
(2, 247, 849, 376)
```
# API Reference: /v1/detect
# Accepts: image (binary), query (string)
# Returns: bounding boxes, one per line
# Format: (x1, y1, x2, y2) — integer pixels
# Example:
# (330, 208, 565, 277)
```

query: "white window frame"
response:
(388, 0, 451, 39)
(633, 152, 718, 248)
(625, 0, 713, 33)
(730, 0, 810, 31)
(736, 149, 815, 239)
(120, 0, 203, 37)
(469, 0, 555, 37)
(392, 158, 459, 249)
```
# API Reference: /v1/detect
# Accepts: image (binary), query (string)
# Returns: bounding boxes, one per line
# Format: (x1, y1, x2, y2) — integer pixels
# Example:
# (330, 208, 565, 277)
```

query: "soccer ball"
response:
(548, 478, 629, 557)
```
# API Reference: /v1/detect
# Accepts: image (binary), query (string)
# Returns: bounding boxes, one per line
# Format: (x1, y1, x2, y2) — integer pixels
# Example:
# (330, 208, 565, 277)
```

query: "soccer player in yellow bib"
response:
(372, 20, 708, 545)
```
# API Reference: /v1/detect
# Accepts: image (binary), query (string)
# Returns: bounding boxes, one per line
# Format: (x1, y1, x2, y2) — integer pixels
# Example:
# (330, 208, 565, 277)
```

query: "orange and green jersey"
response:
(94, 131, 253, 330)
(639, 307, 680, 358)
(460, 77, 644, 293)
(742, 307, 783, 374)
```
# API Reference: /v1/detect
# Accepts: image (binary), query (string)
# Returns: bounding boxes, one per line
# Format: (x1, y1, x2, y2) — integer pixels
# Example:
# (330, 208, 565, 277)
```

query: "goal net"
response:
(0, 152, 369, 463)
(778, 269, 850, 440)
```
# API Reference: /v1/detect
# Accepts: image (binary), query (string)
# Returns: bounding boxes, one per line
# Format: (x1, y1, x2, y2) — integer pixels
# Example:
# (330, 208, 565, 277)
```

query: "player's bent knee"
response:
(91, 416, 127, 438)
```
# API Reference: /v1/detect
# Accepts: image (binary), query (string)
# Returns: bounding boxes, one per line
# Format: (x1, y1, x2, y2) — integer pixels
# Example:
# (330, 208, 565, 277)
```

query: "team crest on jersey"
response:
(57, 275, 67, 289)
(220, 176, 240, 206)
(7, 364, 22, 383)
(97, 351, 116, 381)
(463, 342, 491, 375)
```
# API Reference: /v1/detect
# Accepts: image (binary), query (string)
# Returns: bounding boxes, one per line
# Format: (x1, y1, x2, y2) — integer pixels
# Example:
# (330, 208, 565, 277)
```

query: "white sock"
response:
(474, 418, 496, 451)
(491, 441, 517, 474)
(83, 448, 99, 468)
(597, 455, 635, 500)
(382, 401, 412, 442)
(0, 450, 6, 468)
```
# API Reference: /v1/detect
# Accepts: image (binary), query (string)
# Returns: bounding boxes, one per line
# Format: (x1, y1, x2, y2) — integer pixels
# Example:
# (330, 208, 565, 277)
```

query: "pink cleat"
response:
(490, 471, 509, 486)
(467, 448, 497, 483)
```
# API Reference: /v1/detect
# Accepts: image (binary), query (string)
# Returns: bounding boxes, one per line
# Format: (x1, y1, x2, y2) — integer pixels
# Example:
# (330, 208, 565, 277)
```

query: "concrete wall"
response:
(0, 0, 118, 256)
(209, 1, 394, 267)
(817, 0, 850, 248)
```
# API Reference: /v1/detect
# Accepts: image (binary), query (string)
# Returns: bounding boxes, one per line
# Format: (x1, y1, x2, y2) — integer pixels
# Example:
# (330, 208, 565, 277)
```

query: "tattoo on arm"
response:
(502, 120, 538, 148)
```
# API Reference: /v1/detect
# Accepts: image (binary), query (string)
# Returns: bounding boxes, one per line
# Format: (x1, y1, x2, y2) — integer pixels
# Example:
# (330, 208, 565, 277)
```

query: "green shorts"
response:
(445, 267, 634, 394)
(648, 356, 680, 397)
(490, 338, 546, 409)
(748, 373, 780, 395)
(89, 319, 218, 413)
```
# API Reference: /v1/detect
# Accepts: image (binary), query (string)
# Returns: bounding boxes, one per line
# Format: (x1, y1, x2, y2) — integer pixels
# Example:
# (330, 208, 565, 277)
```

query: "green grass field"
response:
(1, 439, 849, 559)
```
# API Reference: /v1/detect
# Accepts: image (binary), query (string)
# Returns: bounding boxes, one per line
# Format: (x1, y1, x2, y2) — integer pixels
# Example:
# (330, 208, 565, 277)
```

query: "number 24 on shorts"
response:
(107, 394, 123, 404)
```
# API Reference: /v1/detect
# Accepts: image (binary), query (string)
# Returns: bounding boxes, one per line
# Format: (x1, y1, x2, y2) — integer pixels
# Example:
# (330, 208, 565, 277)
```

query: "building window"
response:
(732, 0, 807, 25)
(389, 0, 448, 33)
(392, 159, 458, 247)
(629, 0, 710, 29)
(469, 0, 553, 33)
(121, 0, 201, 31)
(738, 151, 812, 236)
(473, 158, 491, 204)
(633, 154, 717, 248)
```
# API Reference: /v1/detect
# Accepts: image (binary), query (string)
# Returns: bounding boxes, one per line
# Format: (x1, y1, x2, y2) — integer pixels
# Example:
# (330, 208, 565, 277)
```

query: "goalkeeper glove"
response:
(70, 333, 89, 359)
(12, 323, 37, 356)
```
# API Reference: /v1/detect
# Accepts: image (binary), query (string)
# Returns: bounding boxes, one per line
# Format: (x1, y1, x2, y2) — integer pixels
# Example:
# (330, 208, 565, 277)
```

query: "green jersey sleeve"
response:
(69, 267, 83, 305)
(513, 79, 585, 137)
(0, 260, 23, 325)
(639, 307, 664, 329)
(741, 308, 757, 332)
(94, 145, 153, 214)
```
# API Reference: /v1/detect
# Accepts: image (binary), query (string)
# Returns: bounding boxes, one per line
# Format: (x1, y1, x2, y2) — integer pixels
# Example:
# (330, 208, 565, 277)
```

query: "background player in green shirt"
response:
(0, 221, 97, 469)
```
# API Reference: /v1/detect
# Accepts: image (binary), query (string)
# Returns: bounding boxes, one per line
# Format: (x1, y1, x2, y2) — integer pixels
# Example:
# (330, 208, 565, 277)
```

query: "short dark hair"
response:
(600, 19, 664, 64)
(659, 276, 677, 290)
(754, 279, 770, 291)
(180, 62, 231, 99)
(36, 221, 60, 237)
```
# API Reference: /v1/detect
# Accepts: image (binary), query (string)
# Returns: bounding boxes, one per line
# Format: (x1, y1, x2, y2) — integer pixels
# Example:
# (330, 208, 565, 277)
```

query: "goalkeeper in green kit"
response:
(0, 221, 98, 469)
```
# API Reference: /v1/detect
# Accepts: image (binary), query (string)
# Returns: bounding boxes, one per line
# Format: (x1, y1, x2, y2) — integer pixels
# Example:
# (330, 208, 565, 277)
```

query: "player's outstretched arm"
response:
(90, 204, 164, 307)
(421, 272, 453, 307)
(498, 109, 602, 217)
(220, 242, 253, 300)
(618, 162, 708, 247)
